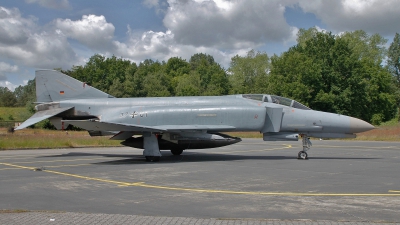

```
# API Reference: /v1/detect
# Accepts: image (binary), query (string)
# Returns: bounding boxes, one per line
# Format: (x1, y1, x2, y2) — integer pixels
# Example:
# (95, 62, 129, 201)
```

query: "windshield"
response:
(242, 94, 263, 101)
(241, 94, 311, 110)
(270, 95, 310, 110)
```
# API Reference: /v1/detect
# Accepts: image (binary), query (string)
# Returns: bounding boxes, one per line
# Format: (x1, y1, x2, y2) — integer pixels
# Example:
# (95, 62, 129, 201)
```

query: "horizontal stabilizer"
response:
(15, 107, 73, 130)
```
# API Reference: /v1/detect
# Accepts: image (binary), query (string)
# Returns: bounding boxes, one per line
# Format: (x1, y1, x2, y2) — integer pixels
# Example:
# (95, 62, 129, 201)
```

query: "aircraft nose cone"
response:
(349, 117, 375, 133)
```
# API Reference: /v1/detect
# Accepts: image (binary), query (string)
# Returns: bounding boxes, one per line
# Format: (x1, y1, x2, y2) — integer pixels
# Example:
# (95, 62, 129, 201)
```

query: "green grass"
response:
(0, 128, 121, 150)
(0, 107, 32, 122)
(0, 209, 31, 214)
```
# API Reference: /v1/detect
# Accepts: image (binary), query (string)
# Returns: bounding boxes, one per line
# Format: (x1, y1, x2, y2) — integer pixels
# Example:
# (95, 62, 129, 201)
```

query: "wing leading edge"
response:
(64, 120, 236, 133)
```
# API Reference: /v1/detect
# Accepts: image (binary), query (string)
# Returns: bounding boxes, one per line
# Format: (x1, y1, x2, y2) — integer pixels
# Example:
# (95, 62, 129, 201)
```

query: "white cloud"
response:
(163, 0, 297, 49)
(142, 0, 168, 14)
(55, 15, 115, 51)
(25, 0, 70, 10)
(3, 0, 400, 90)
(297, 0, 400, 35)
(0, 6, 80, 70)
(111, 0, 298, 67)
(0, 81, 19, 91)
(0, 62, 18, 73)
(0, 7, 35, 45)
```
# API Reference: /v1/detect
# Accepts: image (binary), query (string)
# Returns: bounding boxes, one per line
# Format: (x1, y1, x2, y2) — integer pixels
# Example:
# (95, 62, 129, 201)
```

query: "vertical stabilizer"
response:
(36, 70, 113, 102)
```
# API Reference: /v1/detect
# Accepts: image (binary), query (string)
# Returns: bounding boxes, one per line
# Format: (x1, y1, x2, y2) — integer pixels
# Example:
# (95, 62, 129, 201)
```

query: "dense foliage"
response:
(1, 28, 399, 125)
(267, 30, 397, 124)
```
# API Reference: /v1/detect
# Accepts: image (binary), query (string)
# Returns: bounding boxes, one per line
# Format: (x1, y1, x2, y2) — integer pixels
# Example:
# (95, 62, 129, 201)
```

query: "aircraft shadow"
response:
(38, 151, 378, 165)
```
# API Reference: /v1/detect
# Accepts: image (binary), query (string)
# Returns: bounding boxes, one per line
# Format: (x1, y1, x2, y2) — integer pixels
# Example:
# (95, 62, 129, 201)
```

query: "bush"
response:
(371, 113, 383, 126)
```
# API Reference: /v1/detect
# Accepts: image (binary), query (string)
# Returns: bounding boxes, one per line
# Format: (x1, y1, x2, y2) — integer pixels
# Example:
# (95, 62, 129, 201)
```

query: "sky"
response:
(0, 0, 400, 91)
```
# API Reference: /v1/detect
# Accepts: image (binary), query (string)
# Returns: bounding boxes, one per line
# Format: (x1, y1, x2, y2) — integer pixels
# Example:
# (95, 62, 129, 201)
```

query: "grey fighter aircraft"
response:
(16, 70, 375, 161)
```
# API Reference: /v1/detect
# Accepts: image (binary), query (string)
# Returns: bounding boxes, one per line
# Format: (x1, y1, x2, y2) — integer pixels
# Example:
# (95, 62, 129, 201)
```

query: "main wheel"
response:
(170, 148, 184, 156)
(297, 151, 308, 160)
(145, 156, 160, 162)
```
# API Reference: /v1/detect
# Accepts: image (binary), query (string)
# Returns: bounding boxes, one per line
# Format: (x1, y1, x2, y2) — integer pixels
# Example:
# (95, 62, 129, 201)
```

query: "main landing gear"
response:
(170, 148, 184, 156)
(298, 134, 312, 160)
(143, 133, 162, 162)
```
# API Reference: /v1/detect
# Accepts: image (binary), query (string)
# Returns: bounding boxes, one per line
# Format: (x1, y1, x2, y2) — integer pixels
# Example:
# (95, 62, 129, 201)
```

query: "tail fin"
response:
(36, 70, 114, 102)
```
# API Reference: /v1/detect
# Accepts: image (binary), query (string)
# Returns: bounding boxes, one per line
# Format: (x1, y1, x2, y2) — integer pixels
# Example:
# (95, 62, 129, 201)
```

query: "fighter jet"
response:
(16, 70, 375, 161)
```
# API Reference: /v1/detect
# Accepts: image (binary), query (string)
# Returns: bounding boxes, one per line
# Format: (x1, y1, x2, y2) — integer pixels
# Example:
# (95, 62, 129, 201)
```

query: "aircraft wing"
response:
(153, 125, 236, 132)
(63, 120, 166, 132)
(15, 107, 73, 130)
(64, 120, 236, 133)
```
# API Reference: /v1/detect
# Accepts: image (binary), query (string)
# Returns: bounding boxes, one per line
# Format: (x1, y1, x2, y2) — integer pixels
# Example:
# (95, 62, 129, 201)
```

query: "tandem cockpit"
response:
(242, 94, 311, 110)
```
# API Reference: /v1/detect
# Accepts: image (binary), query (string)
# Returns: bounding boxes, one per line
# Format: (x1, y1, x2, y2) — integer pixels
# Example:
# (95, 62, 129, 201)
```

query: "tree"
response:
(14, 79, 36, 107)
(228, 50, 270, 94)
(122, 63, 138, 97)
(143, 72, 171, 97)
(175, 72, 201, 96)
(188, 53, 229, 96)
(268, 30, 397, 123)
(132, 59, 164, 97)
(388, 33, 400, 88)
(65, 54, 133, 93)
(108, 78, 125, 98)
(340, 30, 387, 64)
(0, 87, 17, 107)
(296, 27, 319, 48)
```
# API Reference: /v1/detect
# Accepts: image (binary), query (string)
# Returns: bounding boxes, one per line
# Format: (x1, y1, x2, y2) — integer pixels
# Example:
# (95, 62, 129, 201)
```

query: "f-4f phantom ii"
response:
(16, 70, 375, 161)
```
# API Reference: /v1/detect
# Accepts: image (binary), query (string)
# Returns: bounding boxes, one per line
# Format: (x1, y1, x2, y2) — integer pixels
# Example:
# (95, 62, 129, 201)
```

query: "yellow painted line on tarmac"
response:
(7, 157, 119, 164)
(312, 145, 400, 150)
(0, 154, 53, 160)
(130, 183, 400, 196)
(0, 163, 133, 186)
(1, 162, 400, 197)
(43, 163, 93, 168)
(389, 190, 400, 193)
(0, 163, 92, 171)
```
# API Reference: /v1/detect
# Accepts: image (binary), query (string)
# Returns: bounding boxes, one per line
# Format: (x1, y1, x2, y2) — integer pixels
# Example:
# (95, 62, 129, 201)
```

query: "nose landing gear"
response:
(298, 134, 312, 160)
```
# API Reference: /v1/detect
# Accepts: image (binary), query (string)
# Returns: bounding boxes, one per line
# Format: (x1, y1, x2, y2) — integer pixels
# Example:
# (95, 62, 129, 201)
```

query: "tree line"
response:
(2, 28, 400, 125)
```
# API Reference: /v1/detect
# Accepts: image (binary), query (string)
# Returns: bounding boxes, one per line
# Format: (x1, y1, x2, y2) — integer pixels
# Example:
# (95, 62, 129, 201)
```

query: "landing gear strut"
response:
(143, 133, 162, 162)
(298, 134, 312, 160)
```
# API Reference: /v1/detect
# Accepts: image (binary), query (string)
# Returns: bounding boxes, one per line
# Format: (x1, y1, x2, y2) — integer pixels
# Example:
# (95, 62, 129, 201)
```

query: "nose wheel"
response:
(298, 151, 308, 159)
(298, 134, 311, 160)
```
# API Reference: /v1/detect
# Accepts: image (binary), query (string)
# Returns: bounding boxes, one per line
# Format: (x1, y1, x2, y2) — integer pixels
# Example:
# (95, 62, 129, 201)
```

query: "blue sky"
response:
(0, 0, 399, 90)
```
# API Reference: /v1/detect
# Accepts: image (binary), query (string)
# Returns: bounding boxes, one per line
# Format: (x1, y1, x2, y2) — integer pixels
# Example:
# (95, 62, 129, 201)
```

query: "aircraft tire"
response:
(297, 151, 308, 160)
(171, 148, 184, 156)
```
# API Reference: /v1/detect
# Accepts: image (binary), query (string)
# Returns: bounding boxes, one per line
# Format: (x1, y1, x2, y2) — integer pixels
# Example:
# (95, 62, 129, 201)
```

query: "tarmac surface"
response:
(0, 139, 400, 224)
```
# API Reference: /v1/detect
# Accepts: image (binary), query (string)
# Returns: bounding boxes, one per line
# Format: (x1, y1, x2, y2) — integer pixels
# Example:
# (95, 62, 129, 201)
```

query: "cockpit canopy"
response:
(242, 94, 311, 110)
